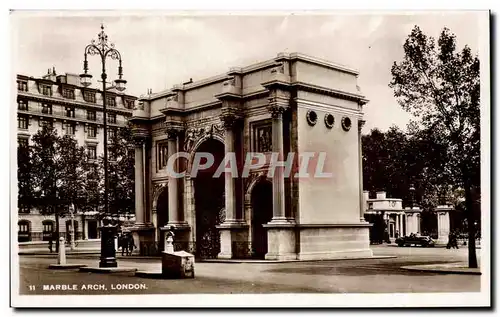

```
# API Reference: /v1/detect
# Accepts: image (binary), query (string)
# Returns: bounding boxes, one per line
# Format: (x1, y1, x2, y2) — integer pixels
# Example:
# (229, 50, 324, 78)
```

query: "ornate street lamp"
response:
(80, 24, 127, 268)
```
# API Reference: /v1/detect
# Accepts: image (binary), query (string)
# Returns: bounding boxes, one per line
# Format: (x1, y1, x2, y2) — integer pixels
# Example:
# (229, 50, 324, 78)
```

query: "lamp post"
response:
(80, 24, 127, 268)
(70, 203, 76, 250)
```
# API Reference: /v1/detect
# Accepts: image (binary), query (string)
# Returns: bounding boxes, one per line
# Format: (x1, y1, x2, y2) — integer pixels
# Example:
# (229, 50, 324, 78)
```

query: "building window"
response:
(124, 99, 135, 109)
(41, 103, 52, 114)
(41, 119, 53, 129)
(87, 110, 96, 121)
(42, 220, 54, 241)
(65, 106, 75, 118)
(157, 142, 168, 170)
(18, 220, 31, 242)
(87, 125, 97, 138)
(368, 203, 373, 210)
(65, 123, 75, 135)
(83, 90, 96, 103)
(18, 99, 28, 111)
(18, 138, 29, 147)
(87, 145, 97, 160)
(254, 124, 272, 152)
(106, 96, 116, 107)
(107, 113, 116, 124)
(41, 85, 52, 96)
(108, 128, 117, 140)
(62, 88, 75, 99)
(17, 115, 28, 129)
(17, 81, 28, 92)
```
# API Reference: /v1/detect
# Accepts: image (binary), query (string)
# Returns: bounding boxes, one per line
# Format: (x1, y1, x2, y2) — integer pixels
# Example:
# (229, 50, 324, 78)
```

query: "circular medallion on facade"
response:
(341, 117, 352, 131)
(306, 110, 318, 126)
(324, 113, 335, 129)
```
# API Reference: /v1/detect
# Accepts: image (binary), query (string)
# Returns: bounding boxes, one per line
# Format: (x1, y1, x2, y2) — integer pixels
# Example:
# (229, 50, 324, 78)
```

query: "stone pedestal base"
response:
(264, 223, 297, 261)
(131, 224, 155, 255)
(162, 251, 195, 279)
(161, 223, 191, 252)
(217, 223, 249, 259)
(296, 224, 373, 260)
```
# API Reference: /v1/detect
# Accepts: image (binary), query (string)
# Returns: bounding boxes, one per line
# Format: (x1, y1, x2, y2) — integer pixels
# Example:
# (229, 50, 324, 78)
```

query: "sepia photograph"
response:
(9, 9, 490, 308)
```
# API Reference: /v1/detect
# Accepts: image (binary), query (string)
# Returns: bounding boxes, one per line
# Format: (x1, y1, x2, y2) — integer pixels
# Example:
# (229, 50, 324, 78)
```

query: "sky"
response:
(11, 11, 482, 132)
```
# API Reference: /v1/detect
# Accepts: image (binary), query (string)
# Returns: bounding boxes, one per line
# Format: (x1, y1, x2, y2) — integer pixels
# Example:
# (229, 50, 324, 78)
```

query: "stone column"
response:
(263, 101, 296, 261)
(164, 126, 189, 253)
(436, 210, 450, 245)
(358, 120, 366, 222)
(134, 138, 146, 226)
(166, 129, 181, 225)
(217, 112, 247, 259)
(405, 212, 412, 234)
(268, 104, 288, 223)
(221, 116, 237, 223)
(399, 213, 403, 236)
(416, 214, 421, 234)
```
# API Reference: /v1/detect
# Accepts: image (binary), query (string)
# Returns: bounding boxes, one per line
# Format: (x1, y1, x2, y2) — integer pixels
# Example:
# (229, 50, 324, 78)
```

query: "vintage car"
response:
(395, 235, 435, 247)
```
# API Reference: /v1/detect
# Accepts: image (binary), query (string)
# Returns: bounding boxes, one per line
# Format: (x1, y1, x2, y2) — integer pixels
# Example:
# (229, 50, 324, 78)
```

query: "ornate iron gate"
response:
(194, 176, 225, 259)
(196, 207, 225, 259)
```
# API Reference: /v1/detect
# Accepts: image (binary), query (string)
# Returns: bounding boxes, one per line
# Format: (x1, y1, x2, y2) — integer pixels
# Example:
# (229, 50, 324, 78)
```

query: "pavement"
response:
(16, 245, 482, 295)
(401, 262, 481, 275)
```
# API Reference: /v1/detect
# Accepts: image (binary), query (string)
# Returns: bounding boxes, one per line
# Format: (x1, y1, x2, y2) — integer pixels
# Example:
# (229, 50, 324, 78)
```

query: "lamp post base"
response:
(99, 224, 118, 268)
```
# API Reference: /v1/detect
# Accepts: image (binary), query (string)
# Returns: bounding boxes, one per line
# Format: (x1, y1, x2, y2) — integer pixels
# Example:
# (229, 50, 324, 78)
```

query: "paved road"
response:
(17, 245, 481, 295)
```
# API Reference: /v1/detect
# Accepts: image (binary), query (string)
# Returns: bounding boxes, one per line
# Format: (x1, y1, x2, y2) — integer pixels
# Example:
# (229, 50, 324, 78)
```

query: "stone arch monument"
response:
(129, 53, 372, 260)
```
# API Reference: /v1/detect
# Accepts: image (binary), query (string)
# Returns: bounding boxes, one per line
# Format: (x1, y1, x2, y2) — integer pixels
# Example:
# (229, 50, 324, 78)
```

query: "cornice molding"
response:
(295, 98, 363, 117)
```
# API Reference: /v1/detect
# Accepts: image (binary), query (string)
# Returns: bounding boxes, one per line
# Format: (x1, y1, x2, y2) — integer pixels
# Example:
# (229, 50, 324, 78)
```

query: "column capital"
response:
(133, 137, 147, 147)
(165, 128, 181, 140)
(220, 107, 243, 129)
(164, 120, 184, 140)
(131, 126, 150, 141)
(268, 104, 288, 119)
(358, 119, 366, 133)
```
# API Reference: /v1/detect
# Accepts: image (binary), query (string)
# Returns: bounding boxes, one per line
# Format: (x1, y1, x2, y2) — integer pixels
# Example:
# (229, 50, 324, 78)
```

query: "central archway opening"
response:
(251, 180, 273, 259)
(193, 139, 225, 259)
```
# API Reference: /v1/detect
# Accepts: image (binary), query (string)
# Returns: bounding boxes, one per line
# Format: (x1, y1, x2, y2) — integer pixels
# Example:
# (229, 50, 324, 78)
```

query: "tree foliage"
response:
(389, 25, 480, 268)
(17, 141, 34, 211)
(18, 123, 136, 243)
(104, 124, 135, 219)
(362, 126, 449, 210)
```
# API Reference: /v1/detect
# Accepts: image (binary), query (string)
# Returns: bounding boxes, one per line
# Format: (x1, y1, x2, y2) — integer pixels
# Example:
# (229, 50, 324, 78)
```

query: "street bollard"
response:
(58, 237, 66, 265)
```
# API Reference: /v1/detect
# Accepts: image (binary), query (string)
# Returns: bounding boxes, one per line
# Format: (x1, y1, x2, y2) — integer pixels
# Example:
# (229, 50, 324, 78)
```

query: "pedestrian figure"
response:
(127, 233, 136, 256)
(48, 235, 53, 253)
(120, 233, 128, 256)
(446, 232, 453, 249)
(452, 231, 459, 249)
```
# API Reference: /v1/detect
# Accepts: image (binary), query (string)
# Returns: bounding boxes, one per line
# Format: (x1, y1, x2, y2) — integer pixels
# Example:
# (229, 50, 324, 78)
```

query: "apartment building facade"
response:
(16, 68, 136, 242)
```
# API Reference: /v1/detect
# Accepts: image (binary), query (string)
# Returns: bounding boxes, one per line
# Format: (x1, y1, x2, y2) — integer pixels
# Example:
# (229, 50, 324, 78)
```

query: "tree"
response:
(18, 140, 34, 212)
(101, 124, 135, 221)
(57, 135, 86, 240)
(390, 26, 480, 268)
(31, 126, 86, 250)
